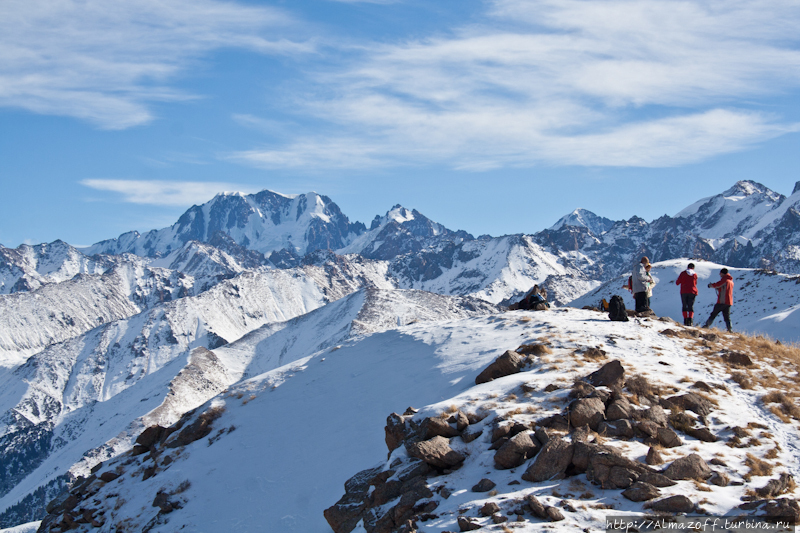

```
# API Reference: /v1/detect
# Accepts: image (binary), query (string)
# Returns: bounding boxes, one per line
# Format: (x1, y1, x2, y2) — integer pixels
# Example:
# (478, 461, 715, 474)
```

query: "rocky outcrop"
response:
(406, 437, 465, 469)
(475, 350, 528, 384)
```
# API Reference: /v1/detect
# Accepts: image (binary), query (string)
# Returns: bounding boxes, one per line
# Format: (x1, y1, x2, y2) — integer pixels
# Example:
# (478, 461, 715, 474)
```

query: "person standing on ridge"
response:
(703, 268, 734, 332)
(631, 256, 651, 313)
(675, 262, 698, 326)
(645, 263, 656, 309)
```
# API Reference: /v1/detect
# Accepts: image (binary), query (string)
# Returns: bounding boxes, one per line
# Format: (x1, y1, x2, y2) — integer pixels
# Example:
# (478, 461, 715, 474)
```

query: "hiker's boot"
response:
(683, 317, 688, 326)
(687, 318, 693, 326)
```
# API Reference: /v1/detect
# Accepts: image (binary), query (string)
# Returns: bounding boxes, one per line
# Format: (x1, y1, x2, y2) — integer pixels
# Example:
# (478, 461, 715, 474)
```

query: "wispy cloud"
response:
(0, 0, 310, 129)
(81, 179, 258, 206)
(234, 0, 800, 169)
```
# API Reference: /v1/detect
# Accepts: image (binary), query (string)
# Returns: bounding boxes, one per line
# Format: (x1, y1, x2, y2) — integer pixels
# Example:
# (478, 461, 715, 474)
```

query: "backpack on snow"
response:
(608, 295, 629, 322)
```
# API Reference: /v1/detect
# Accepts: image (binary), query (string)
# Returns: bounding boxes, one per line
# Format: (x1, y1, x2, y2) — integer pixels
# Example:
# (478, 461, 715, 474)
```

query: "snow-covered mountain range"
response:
(2, 179, 800, 531)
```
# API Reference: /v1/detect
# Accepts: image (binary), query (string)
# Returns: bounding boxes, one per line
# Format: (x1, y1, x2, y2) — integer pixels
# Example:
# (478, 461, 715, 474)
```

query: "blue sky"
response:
(1, 0, 799, 248)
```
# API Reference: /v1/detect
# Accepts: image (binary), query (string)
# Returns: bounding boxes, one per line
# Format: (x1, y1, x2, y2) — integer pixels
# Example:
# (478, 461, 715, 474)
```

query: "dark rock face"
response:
(569, 397, 606, 430)
(494, 432, 541, 469)
(764, 498, 800, 524)
(475, 350, 527, 384)
(622, 482, 661, 502)
(471, 478, 496, 493)
(756, 473, 796, 499)
(662, 393, 715, 416)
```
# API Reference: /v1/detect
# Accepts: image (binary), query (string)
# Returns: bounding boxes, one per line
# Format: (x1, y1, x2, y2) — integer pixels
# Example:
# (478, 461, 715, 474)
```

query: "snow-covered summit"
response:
(549, 208, 615, 236)
(81, 190, 366, 258)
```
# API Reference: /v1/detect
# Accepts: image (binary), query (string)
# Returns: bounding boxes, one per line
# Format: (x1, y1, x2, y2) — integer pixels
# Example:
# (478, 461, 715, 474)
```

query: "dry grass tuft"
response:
(730, 372, 754, 389)
(625, 374, 661, 397)
(764, 447, 780, 460)
(517, 343, 553, 356)
(761, 391, 800, 420)
(744, 453, 774, 480)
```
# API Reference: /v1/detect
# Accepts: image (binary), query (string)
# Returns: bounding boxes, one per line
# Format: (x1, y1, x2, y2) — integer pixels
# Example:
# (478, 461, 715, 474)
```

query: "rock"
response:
(136, 425, 166, 449)
(461, 427, 483, 443)
(691, 381, 715, 392)
(686, 427, 717, 442)
(406, 436, 465, 469)
(722, 351, 754, 367)
(584, 347, 607, 359)
(764, 498, 800, 524)
(639, 406, 669, 427)
(570, 425, 591, 443)
(569, 397, 606, 430)
(586, 450, 658, 489)
(606, 398, 634, 421)
(489, 437, 508, 451)
(492, 513, 508, 524)
(662, 393, 715, 416)
(708, 472, 730, 487)
(572, 441, 614, 473)
(152, 492, 174, 513)
(521, 437, 573, 482)
(646, 447, 664, 466)
(663, 454, 712, 481)
(646, 495, 695, 513)
(457, 516, 482, 531)
(598, 419, 635, 439)
(756, 473, 796, 499)
(537, 414, 569, 431)
(99, 472, 120, 483)
(492, 421, 528, 442)
(517, 343, 552, 356)
(455, 412, 470, 432)
(585, 360, 625, 388)
(385, 413, 411, 452)
(131, 445, 150, 456)
(638, 472, 678, 488)
(635, 420, 660, 439)
(476, 350, 527, 384)
(480, 502, 500, 516)
(657, 427, 683, 448)
(472, 478, 496, 492)
(543, 383, 560, 393)
(526, 495, 547, 519)
(534, 428, 550, 446)
(622, 482, 661, 502)
(608, 466, 638, 489)
(419, 417, 460, 439)
(495, 432, 541, 469)
(546, 506, 565, 521)
(570, 381, 597, 399)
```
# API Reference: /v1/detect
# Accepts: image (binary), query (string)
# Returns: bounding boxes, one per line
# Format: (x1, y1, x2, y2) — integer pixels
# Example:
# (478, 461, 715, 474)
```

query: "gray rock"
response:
(419, 417, 460, 439)
(585, 360, 625, 388)
(756, 473, 795, 499)
(657, 427, 683, 448)
(480, 502, 500, 516)
(663, 454, 712, 481)
(526, 494, 547, 519)
(663, 393, 715, 416)
(764, 498, 800, 524)
(472, 478, 496, 492)
(405, 436, 465, 469)
(461, 427, 483, 443)
(598, 419, 635, 439)
(646, 447, 664, 466)
(476, 350, 527, 384)
(521, 437, 574, 482)
(606, 398, 634, 421)
(569, 397, 606, 430)
(457, 516, 482, 531)
(622, 481, 661, 502)
(495, 431, 541, 469)
(546, 506, 565, 521)
(708, 471, 730, 487)
(646, 495, 695, 513)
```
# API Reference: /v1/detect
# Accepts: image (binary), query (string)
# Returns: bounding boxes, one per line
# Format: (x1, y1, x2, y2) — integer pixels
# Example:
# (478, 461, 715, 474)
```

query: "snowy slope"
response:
(0, 288, 493, 524)
(549, 208, 615, 236)
(34, 308, 800, 532)
(571, 259, 800, 343)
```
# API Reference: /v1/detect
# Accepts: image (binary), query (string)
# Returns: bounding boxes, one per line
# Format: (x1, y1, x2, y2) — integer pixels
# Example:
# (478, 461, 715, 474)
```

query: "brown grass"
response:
(625, 374, 661, 397)
(761, 391, 800, 420)
(764, 447, 780, 460)
(517, 343, 553, 356)
(744, 453, 774, 480)
(730, 372, 754, 389)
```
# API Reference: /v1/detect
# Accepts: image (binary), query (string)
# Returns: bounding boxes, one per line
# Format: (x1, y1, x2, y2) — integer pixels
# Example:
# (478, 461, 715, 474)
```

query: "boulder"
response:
(662, 393, 715, 416)
(476, 350, 527, 384)
(685, 427, 717, 442)
(494, 432, 541, 469)
(419, 417, 460, 440)
(521, 437, 573, 482)
(461, 427, 483, 443)
(586, 450, 657, 489)
(622, 481, 661, 502)
(708, 472, 730, 487)
(569, 397, 606, 430)
(406, 437, 465, 469)
(646, 447, 664, 466)
(572, 441, 615, 473)
(663, 454, 712, 481)
(457, 516, 482, 531)
(646, 495, 695, 513)
(656, 427, 682, 448)
(764, 499, 800, 524)
(606, 398, 634, 421)
(756, 473, 796, 499)
(480, 502, 500, 517)
(537, 414, 569, 431)
(585, 360, 625, 388)
(546, 506, 565, 521)
(598, 419, 635, 439)
(492, 421, 528, 443)
(385, 413, 411, 452)
(454, 411, 470, 432)
(526, 494, 547, 519)
(638, 406, 669, 427)
(722, 351, 754, 367)
(99, 472, 120, 483)
(136, 425, 167, 449)
(471, 478, 496, 492)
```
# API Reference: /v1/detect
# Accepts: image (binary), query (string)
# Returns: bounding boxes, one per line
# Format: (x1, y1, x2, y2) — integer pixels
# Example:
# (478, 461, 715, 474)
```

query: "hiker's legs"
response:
(704, 304, 724, 327)
(682, 294, 695, 326)
(721, 305, 732, 332)
(634, 292, 648, 313)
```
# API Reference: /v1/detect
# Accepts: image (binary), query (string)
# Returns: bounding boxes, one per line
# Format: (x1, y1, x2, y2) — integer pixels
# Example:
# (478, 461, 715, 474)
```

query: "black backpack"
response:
(608, 295, 629, 322)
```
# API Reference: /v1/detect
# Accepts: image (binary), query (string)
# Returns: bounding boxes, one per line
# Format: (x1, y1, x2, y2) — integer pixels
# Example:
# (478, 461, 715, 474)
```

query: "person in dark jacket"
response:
(703, 268, 734, 332)
(675, 262, 698, 326)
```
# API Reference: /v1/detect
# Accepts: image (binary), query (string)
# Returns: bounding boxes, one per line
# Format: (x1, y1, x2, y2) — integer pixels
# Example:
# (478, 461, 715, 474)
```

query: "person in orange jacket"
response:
(703, 268, 734, 332)
(675, 262, 698, 326)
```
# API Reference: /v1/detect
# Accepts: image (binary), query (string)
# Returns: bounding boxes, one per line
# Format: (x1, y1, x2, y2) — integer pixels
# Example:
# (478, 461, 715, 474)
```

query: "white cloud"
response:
(0, 0, 310, 129)
(234, 0, 800, 169)
(81, 179, 259, 206)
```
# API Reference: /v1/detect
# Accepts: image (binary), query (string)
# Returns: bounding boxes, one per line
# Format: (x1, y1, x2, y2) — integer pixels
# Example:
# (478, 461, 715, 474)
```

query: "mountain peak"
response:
(550, 208, 614, 236)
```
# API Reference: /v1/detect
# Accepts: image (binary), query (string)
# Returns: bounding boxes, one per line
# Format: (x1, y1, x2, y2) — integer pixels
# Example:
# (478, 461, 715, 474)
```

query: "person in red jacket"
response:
(703, 268, 734, 332)
(675, 262, 698, 326)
